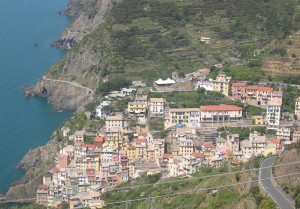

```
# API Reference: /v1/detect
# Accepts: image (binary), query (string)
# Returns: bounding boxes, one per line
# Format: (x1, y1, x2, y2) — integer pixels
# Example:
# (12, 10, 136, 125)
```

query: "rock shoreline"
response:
(3, 135, 60, 200)
(5, 0, 118, 201)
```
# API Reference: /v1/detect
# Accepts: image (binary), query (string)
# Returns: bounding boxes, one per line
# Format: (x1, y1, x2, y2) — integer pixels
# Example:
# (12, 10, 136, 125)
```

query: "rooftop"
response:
(200, 105, 242, 111)
(106, 115, 123, 121)
(232, 82, 246, 87)
(149, 98, 164, 103)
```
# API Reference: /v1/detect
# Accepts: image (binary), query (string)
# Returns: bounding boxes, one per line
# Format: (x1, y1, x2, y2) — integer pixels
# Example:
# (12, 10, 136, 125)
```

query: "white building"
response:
(194, 80, 214, 91)
(149, 98, 165, 117)
(95, 101, 111, 118)
(276, 127, 291, 141)
(267, 101, 281, 129)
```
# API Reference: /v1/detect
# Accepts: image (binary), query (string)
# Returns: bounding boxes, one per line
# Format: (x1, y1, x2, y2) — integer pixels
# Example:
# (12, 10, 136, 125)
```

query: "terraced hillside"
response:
(49, 0, 300, 86)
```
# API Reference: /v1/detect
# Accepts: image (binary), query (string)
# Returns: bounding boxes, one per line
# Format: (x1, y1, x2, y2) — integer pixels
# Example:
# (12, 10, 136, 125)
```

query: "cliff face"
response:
(54, 0, 119, 49)
(274, 148, 300, 185)
(6, 136, 59, 199)
(25, 78, 93, 110)
(27, 0, 118, 109)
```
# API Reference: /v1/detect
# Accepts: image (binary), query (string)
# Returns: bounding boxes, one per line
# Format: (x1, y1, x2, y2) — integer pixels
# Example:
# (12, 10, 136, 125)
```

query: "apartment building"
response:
(105, 115, 127, 130)
(127, 101, 147, 119)
(199, 105, 242, 123)
(104, 129, 123, 148)
(241, 132, 267, 156)
(149, 98, 165, 117)
(164, 108, 200, 129)
(276, 127, 291, 141)
(231, 82, 246, 100)
(266, 101, 281, 129)
(178, 137, 194, 156)
(36, 185, 49, 206)
(231, 83, 283, 108)
(212, 73, 231, 96)
(74, 131, 85, 145)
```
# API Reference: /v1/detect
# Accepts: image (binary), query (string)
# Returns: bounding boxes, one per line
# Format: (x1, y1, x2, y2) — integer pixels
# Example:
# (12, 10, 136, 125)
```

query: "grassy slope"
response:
(101, 165, 271, 209)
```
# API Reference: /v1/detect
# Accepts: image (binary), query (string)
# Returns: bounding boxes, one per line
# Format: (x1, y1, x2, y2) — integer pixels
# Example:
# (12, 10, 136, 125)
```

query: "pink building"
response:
(56, 153, 71, 169)
(231, 82, 246, 100)
(135, 139, 147, 161)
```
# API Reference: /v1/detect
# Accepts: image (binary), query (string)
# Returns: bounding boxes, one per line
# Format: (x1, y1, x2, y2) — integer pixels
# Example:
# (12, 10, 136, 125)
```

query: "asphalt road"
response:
(260, 156, 295, 209)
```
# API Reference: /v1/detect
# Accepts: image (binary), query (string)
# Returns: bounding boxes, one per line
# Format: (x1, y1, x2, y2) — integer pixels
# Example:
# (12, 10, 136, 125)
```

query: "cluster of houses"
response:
(36, 70, 300, 208)
(36, 121, 300, 208)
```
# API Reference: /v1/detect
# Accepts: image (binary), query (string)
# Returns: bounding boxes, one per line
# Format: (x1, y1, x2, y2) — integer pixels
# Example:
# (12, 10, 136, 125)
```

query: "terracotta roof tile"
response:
(200, 105, 242, 111)
(38, 185, 49, 190)
(232, 82, 246, 87)
(203, 141, 214, 148)
(192, 152, 204, 158)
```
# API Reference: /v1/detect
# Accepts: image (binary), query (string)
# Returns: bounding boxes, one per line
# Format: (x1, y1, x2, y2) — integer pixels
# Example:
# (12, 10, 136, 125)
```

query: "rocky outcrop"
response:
(64, 0, 92, 17)
(5, 136, 59, 200)
(24, 78, 93, 110)
(274, 148, 300, 185)
(55, 0, 120, 50)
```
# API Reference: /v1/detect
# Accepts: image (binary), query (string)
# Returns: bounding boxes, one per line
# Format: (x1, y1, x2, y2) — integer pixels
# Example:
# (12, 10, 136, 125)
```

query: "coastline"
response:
(0, 0, 77, 202)
(1, 134, 60, 202)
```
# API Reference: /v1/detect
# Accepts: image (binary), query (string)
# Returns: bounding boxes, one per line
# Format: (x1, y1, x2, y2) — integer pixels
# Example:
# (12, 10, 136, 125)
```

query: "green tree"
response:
(259, 198, 277, 209)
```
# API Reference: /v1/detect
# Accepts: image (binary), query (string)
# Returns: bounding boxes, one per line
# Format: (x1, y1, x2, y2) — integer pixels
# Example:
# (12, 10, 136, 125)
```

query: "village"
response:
(36, 68, 300, 209)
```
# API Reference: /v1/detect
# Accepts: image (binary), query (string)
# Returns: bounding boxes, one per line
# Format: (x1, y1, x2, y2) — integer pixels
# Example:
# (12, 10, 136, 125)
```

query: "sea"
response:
(0, 0, 72, 194)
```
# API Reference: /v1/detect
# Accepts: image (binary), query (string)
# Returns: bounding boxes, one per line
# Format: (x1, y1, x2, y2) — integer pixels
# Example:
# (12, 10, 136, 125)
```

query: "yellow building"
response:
(252, 115, 265, 125)
(104, 129, 123, 148)
(127, 101, 147, 119)
(124, 145, 136, 160)
(212, 73, 231, 96)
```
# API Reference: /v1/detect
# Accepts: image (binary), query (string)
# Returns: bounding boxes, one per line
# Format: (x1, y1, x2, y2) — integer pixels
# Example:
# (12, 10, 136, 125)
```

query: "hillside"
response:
(27, 0, 300, 109)
(100, 163, 276, 209)
(274, 143, 300, 208)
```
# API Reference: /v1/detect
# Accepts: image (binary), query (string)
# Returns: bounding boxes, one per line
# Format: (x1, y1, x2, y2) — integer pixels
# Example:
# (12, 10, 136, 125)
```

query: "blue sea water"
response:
(0, 0, 72, 193)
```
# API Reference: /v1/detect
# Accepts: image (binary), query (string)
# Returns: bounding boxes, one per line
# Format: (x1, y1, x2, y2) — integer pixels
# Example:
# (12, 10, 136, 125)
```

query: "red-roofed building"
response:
(36, 185, 49, 206)
(246, 85, 282, 108)
(203, 141, 214, 149)
(231, 83, 283, 108)
(192, 152, 204, 158)
(49, 166, 60, 174)
(200, 105, 242, 123)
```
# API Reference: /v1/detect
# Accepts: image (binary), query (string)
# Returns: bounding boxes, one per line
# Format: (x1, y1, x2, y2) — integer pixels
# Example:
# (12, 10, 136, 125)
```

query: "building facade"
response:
(199, 105, 242, 123)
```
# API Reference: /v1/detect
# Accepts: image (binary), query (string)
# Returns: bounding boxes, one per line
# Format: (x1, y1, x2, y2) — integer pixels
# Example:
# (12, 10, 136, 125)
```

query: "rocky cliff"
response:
(5, 135, 59, 199)
(53, 0, 119, 49)
(24, 78, 93, 110)
(274, 147, 300, 185)
(27, 0, 118, 109)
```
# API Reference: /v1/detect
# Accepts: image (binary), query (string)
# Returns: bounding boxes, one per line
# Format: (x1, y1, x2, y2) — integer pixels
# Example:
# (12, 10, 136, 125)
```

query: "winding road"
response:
(260, 156, 295, 209)
(42, 76, 94, 94)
